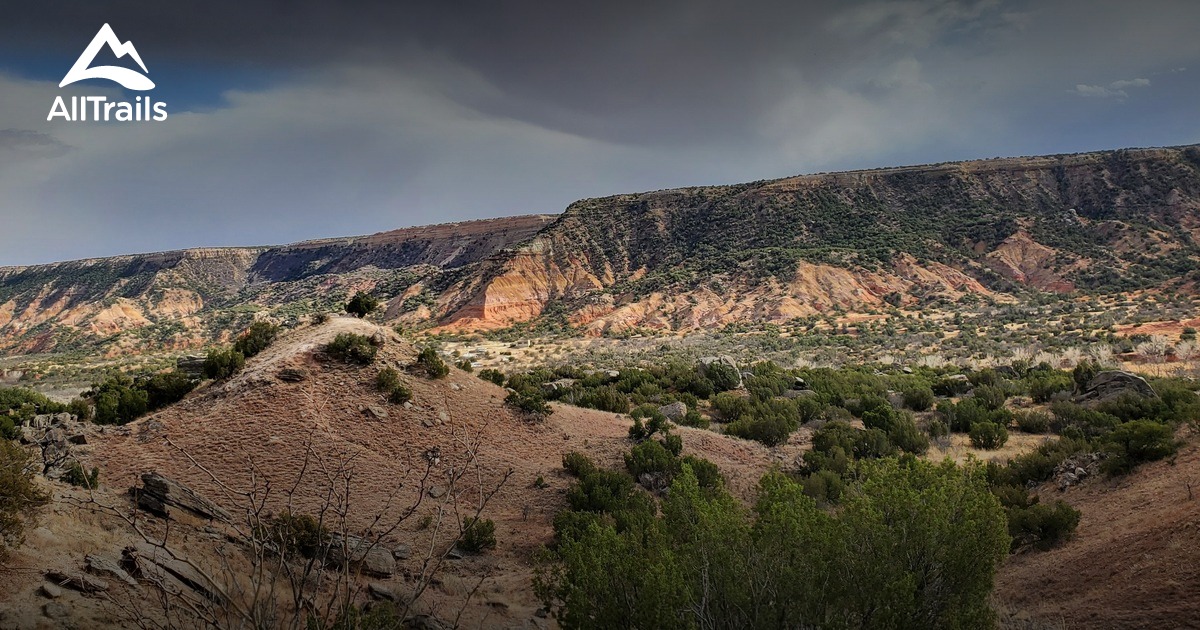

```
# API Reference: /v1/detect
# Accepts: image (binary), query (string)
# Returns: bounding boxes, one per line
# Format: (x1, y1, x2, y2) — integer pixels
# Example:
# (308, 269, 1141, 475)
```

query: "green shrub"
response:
(1028, 373, 1073, 403)
(562, 452, 598, 478)
(628, 405, 670, 441)
(263, 511, 329, 559)
(62, 461, 99, 489)
(345, 292, 380, 318)
(624, 440, 680, 482)
(972, 385, 1007, 411)
(140, 371, 196, 411)
(801, 469, 846, 505)
(478, 369, 506, 386)
(1049, 402, 1120, 438)
(91, 375, 150, 425)
(416, 347, 449, 379)
(711, 392, 750, 420)
(1014, 410, 1051, 434)
(1006, 500, 1081, 551)
(704, 361, 741, 392)
(203, 347, 246, 380)
(575, 385, 631, 414)
(455, 359, 474, 372)
(233, 321, 280, 358)
(375, 368, 412, 404)
(995, 438, 1090, 487)
(902, 386, 935, 411)
(325, 333, 377, 365)
(506, 390, 552, 417)
(0, 441, 50, 561)
(1102, 420, 1177, 475)
(680, 409, 709, 429)
(67, 398, 92, 422)
(460, 517, 497, 553)
(681, 456, 723, 490)
(969, 422, 1009, 450)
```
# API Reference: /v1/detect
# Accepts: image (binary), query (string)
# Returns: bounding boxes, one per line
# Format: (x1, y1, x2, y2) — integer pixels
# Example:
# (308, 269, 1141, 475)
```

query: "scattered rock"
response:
(403, 402, 414, 410)
(605, 370, 620, 379)
(67, 433, 88, 445)
(326, 534, 396, 578)
(901, 367, 914, 375)
(421, 418, 436, 428)
(542, 379, 577, 394)
(658, 402, 687, 422)
(450, 383, 462, 391)
(126, 542, 224, 602)
(370, 331, 387, 346)
(793, 376, 810, 389)
(365, 406, 389, 420)
(1079, 371, 1158, 404)
(46, 570, 108, 593)
(368, 582, 398, 602)
(40, 582, 64, 599)
(408, 615, 448, 630)
(177, 354, 207, 375)
(446, 548, 464, 560)
(698, 356, 742, 388)
(137, 473, 231, 522)
(86, 553, 137, 586)
(277, 368, 307, 382)
(428, 486, 446, 499)
(437, 411, 450, 424)
(393, 544, 412, 560)
(43, 601, 72, 620)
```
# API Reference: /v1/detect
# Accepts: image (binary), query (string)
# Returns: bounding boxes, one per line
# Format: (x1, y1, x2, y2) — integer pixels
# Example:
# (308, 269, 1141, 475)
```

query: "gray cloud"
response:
(0, 1, 1198, 265)
(1074, 77, 1151, 99)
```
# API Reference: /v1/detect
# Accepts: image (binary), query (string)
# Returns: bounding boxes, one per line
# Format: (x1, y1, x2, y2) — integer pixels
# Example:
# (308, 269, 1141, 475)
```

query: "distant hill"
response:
(429, 145, 1200, 334)
(0, 215, 554, 354)
(3, 144, 1200, 354)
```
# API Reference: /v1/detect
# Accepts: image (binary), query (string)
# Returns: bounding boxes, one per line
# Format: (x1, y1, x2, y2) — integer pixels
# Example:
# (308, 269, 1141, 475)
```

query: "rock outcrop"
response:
(1079, 371, 1158, 404)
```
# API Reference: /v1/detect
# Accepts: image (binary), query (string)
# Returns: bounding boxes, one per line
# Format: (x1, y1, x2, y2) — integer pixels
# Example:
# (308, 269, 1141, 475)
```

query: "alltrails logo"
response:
(47, 24, 168, 122)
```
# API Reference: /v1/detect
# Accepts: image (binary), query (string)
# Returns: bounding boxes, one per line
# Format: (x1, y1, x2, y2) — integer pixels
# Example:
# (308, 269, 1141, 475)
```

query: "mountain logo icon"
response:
(60, 24, 155, 91)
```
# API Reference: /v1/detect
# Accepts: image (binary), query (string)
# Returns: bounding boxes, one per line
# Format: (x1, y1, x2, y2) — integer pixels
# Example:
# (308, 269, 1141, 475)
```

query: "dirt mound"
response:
(995, 431, 1200, 629)
(62, 316, 775, 626)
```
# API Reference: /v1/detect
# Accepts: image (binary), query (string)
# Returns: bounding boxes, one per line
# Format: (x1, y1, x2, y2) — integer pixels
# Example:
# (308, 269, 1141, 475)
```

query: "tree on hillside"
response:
(345, 292, 380, 318)
(538, 457, 1009, 629)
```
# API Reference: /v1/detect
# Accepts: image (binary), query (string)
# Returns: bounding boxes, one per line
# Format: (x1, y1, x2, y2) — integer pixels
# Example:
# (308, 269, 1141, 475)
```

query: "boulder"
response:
(126, 542, 223, 602)
(698, 356, 742, 388)
(177, 355, 207, 375)
(1079, 371, 1157, 404)
(138, 473, 230, 522)
(86, 553, 137, 586)
(40, 583, 64, 599)
(658, 402, 687, 422)
(542, 379, 577, 394)
(368, 582, 398, 602)
(365, 406, 389, 420)
(792, 376, 809, 389)
(325, 534, 396, 578)
(45, 570, 108, 593)
(43, 602, 72, 620)
(277, 368, 307, 383)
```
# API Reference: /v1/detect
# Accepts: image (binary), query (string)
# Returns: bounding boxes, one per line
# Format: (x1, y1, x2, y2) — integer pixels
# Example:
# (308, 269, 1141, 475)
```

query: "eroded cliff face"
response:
(0, 216, 553, 354)
(5, 145, 1200, 350)
(431, 145, 1200, 333)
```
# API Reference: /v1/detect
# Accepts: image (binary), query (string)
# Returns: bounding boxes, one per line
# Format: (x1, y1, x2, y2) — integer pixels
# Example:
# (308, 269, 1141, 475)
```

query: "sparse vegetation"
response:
(232, 321, 280, 358)
(325, 333, 378, 364)
(415, 347, 449, 379)
(460, 517, 497, 553)
(0, 440, 50, 561)
(344, 292, 380, 318)
(375, 367, 412, 404)
(204, 347, 246, 380)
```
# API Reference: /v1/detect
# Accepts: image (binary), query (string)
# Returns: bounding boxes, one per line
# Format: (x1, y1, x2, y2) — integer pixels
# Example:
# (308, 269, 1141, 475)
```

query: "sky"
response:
(0, 0, 1197, 266)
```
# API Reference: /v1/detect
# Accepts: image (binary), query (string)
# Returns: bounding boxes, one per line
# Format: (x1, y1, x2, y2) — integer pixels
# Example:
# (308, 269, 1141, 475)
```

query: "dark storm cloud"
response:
(0, 1, 1198, 265)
